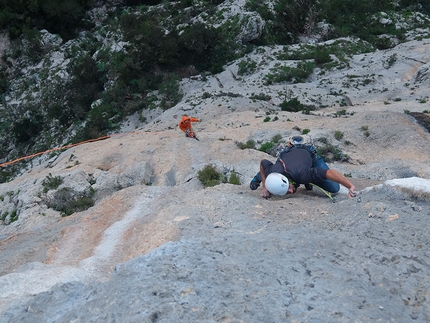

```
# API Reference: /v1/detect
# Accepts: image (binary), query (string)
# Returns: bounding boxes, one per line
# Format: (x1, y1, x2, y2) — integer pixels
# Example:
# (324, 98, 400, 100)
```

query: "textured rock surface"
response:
(1, 35, 430, 322)
(2, 186, 430, 322)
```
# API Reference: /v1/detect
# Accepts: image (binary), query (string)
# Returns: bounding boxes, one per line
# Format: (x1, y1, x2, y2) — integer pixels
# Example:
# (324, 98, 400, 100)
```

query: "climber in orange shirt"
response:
(179, 115, 200, 140)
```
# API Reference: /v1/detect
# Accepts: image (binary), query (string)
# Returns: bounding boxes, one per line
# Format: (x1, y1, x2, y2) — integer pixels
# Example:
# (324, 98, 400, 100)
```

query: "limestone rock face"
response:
(237, 12, 265, 43)
(1, 2, 430, 322)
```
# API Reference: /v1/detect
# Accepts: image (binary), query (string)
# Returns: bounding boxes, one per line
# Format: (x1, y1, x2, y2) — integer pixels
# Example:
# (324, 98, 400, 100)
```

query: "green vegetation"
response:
(334, 131, 344, 140)
(246, 0, 429, 47)
(271, 134, 283, 143)
(228, 170, 241, 185)
(360, 125, 371, 137)
(334, 109, 347, 117)
(47, 187, 95, 217)
(0, 0, 93, 40)
(0, 190, 19, 224)
(265, 61, 315, 85)
(39, 174, 96, 216)
(316, 137, 346, 162)
(384, 53, 398, 69)
(250, 93, 272, 101)
(198, 164, 222, 187)
(277, 45, 333, 66)
(253, 134, 284, 156)
(279, 39, 375, 71)
(280, 98, 316, 114)
(259, 142, 275, 153)
(236, 139, 256, 149)
(42, 174, 63, 193)
(237, 58, 257, 75)
(198, 164, 241, 187)
(9, 209, 18, 223)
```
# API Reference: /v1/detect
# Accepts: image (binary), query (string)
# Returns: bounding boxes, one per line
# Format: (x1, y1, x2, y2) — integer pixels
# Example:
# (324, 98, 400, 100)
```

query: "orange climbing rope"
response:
(0, 125, 182, 168)
(0, 136, 111, 167)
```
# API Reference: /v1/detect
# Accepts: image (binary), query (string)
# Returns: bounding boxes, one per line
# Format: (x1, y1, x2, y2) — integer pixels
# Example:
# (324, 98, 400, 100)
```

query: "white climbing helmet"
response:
(265, 173, 289, 195)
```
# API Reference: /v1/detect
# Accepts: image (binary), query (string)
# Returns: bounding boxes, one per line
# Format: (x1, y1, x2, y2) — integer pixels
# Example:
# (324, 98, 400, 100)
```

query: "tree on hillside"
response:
(0, 0, 92, 40)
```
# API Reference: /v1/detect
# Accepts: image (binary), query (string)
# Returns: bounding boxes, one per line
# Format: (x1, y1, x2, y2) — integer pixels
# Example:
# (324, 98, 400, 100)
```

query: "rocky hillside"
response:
(1, 1, 430, 322)
(1, 0, 430, 176)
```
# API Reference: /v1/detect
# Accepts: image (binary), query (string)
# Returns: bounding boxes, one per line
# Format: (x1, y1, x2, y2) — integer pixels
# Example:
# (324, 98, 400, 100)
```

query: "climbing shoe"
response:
(250, 172, 262, 190)
(305, 183, 313, 191)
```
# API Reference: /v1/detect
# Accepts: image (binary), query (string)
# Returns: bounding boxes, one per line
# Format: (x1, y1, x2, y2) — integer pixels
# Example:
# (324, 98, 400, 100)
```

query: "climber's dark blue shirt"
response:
(261, 147, 327, 185)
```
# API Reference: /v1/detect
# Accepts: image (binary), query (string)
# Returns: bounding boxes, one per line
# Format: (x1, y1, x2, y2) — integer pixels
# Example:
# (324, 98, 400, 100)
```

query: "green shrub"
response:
(277, 46, 333, 66)
(265, 61, 315, 85)
(12, 109, 44, 144)
(335, 109, 347, 116)
(198, 164, 222, 187)
(236, 139, 255, 149)
(302, 129, 310, 135)
(250, 93, 272, 101)
(9, 209, 18, 223)
(177, 22, 238, 74)
(272, 134, 282, 143)
(229, 170, 241, 185)
(334, 131, 344, 140)
(0, 0, 92, 40)
(271, 0, 317, 37)
(259, 142, 274, 153)
(360, 125, 370, 137)
(316, 141, 345, 162)
(48, 187, 95, 217)
(0, 66, 9, 95)
(0, 167, 15, 184)
(280, 98, 316, 113)
(384, 53, 398, 69)
(237, 58, 257, 75)
(0, 209, 19, 224)
(73, 101, 120, 141)
(318, 137, 328, 144)
(42, 173, 63, 193)
(158, 73, 183, 110)
(318, 0, 396, 42)
(66, 54, 104, 120)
